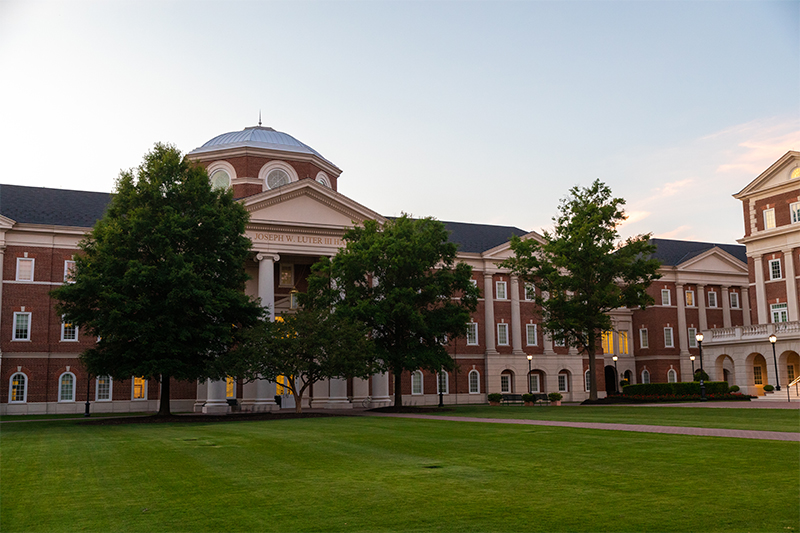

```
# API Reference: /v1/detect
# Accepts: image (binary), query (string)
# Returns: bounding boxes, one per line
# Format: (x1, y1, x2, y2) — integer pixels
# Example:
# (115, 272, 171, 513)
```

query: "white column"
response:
(193, 379, 208, 413)
(325, 377, 351, 408)
(0, 246, 5, 328)
(742, 287, 752, 326)
(352, 377, 370, 407)
(483, 272, 497, 354)
(697, 284, 708, 331)
(202, 379, 229, 414)
(241, 379, 277, 412)
(676, 283, 689, 354)
(312, 378, 331, 408)
(783, 248, 798, 322)
(257, 253, 279, 321)
(371, 372, 391, 406)
(754, 255, 768, 324)
(510, 275, 523, 354)
(721, 286, 732, 328)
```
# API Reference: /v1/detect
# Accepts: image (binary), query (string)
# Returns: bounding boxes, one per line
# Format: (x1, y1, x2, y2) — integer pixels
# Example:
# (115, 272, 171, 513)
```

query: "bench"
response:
(501, 394, 524, 405)
(532, 393, 549, 406)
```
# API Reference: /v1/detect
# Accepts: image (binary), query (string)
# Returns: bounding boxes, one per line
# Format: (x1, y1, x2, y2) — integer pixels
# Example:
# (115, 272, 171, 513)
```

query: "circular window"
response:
(210, 169, 230, 190)
(792, 167, 800, 180)
(316, 172, 330, 187)
(267, 169, 291, 189)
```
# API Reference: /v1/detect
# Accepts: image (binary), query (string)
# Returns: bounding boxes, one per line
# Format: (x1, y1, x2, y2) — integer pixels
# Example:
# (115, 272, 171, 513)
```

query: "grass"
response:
(420, 404, 800, 432)
(1, 415, 798, 532)
(0, 412, 152, 422)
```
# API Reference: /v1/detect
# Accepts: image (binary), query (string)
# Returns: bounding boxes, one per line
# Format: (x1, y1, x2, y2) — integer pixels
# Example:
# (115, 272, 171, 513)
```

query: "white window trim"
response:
(60, 318, 78, 342)
(685, 290, 695, 307)
(8, 372, 27, 403)
(667, 369, 677, 383)
(730, 292, 740, 309)
(688, 328, 697, 348)
(642, 369, 651, 384)
(529, 373, 540, 393)
(466, 322, 479, 346)
(207, 160, 238, 184)
(661, 289, 671, 306)
(664, 327, 674, 348)
(584, 370, 591, 392)
(526, 323, 538, 346)
(771, 303, 789, 323)
(708, 291, 718, 308)
(558, 373, 569, 392)
(792, 201, 800, 224)
(436, 372, 449, 395)
(95, 375, 113, 402)
(639, 328, 649, 349)
(497, 323, 509, 346)
(12, 312, 31, 341)
(315, 171, 331, 187)
(259, 160, 299, 191)
(58, 372, 76, 402)
(764, 207, 776, 230)
(16, 257, 34, 282)
(524, 283, 535, 301)
(411, 370, 423, 395)
(496, 281, 507, 300)
(769, 259, 782, 280)
(500, 374, 511, 393)
(63, 260, 76, 283)
(468, 370, 480, 394)
(132, 376, 148, 401)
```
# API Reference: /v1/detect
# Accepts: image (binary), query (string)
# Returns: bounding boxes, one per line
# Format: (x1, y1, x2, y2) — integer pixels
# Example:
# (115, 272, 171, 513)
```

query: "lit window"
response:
(496, 281, 507, 300)
(13, 312, 31, 341)
(466, 323, 478, 345)
(619, 332, 628, 354)
(96, 376, 112, 401)
(769, 259, 782, 280)
(708, 291, 718, 308)
(771, 303, 788, 323)
(9, 373, 27, 403)
(792, 202, 800, 224)
(602, 331, 613, 354)
(639, 329, 649, 349)
(661, 289, 671, 306)
(59, 373, 75, 402)
(132, 377, 147, 400)
(468, 370, 480, 394)
(500, 374, 511, 393)
(558, 373, 568, 392)
(290, 291, 300, 310)
(497, 323, 509, 346)
(584, 370, 591, 392)
(685, 290, 695, 307)
(279, 264, 293, 287)
(667, 369, 677, 383)
(753, 365, 762, 385)
(61, 319, 78, 342)
(664, 327, 674, 348)
(792, 168, 800, 180)
(730, 292, 740, 309)
(764, 208, 776, 230)
(642, 369, 651, 384)
(16, 258, 34, 281)
(526, 324, 537, 346)
(524, 283, 535, 300)
(64, 260, 76, 283)
(437, 372, 448, 395)
(529, 373, 540, 393)
(688, 328, 697, 348)
(411, 371, 423, 395)
(226, 376, 236, 398)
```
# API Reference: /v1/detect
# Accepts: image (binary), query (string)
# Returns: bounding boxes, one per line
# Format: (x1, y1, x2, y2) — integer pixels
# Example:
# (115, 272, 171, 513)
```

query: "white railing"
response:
(706, 321, 800, 343)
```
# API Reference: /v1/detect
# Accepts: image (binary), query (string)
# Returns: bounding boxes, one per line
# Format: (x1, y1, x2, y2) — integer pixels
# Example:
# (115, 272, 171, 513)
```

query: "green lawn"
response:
(0, 412, 152, 422)
(421, 404, 800, 432)
(1, 416, 797, 532)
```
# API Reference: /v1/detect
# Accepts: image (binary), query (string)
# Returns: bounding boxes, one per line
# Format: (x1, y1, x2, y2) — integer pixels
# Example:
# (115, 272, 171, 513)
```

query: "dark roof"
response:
(0, 184, 112, 228)
(441, 220, 528, 253)
(649, 238, 747, 266)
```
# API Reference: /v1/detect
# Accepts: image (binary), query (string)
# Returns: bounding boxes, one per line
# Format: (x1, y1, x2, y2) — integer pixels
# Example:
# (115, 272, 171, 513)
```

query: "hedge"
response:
(623, 381, 729, 396)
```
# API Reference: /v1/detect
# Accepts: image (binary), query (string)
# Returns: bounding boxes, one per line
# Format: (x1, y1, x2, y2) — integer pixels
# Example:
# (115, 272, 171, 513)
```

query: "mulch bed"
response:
(79, 412, 338, 426)
(367, 406, 455, 414)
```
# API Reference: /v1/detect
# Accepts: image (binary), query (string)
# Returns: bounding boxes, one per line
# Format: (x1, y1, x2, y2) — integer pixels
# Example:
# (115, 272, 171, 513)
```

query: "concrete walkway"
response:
(367, 413, 800, 442)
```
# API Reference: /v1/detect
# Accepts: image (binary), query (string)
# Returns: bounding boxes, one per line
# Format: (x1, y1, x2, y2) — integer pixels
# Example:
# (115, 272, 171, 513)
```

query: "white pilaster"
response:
(721, 286, 732, 328)
(677, 283, 689, 355)
(510, 275, 523, 354)
(697, 284, 708, 331)
(783, 248, 798, 322)
(742, 287, 752, 326)
(483, 272, 497, 354)
(754, 255, 768, 324)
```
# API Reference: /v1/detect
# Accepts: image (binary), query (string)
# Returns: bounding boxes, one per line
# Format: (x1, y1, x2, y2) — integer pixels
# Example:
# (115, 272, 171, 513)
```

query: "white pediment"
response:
(482, 231, 545, 260)
(240, 179, 384, 229)
(677, 247, 747, 274)
(734, 151, 800, 199)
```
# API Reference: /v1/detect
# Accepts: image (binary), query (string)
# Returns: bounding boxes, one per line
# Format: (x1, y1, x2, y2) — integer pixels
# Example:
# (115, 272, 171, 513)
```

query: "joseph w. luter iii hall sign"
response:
(0, 124, 797, 414)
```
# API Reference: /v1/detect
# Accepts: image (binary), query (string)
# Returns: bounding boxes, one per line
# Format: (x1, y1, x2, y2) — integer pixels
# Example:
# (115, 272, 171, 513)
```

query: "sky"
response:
(1, 0, 798, 244)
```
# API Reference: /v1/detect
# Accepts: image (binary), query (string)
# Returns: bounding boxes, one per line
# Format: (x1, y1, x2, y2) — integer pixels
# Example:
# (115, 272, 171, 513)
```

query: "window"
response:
(602, 331, 613, 354)
(61, 318, 78, 342)
(642, 369, 651, 384)
(661, 289, 671, 306)
(526, 324, 537, 346)
(558, 373, 568, 392)
(226, 376, 236, 398)
(685, 290, 695, 307)
(771, 303, 788, 323)
(13, 312, 31, 341)
(792, 202, 800, 224)
(266, 168, 291, 189)
(764, 208, 776, 230)
(466, 323, 478, 345)
(708, 291, 718, 308)
(289, 291, 300, 310)
(584, 370, 591, 392)
(639, 329, 649, 349)
(788, 365, 795, 383)
(753, 365, 763, 385)
(664, 327, 674, 348)
(524, 283, 535, 300)
(529, 373, 540, 393)
(96, 376, 112, 401)
(500, 374, 511, 393)
(437, 372, 448, 394)
(132, 376, 147, 400)
(316, 172, 330, 187)
(279, 264, 293, 287)
(497, 323, 509, 346)
(730, 292, 740, 309)
(688, 328, 697, 348)
(63, 260, 76, 283)
(619, 332, 628, 354)
(468, 370, 480, 394)
(769, 259, 782, 280)
(9, 373, 26, 403)
(210, 168, 231, 190)
(667, 369, 677, 383)
(496, 281, 507, 300)
(16, 258, 34, 281)
(554, 336, 566, 347)
(59, 372, 75, 402)
(411, 371, 423, 395)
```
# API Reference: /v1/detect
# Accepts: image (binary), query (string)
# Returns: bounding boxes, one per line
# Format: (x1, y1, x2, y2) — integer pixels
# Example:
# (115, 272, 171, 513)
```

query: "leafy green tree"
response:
(501, 180, 661, 401)
(52, 143, 262, 416)
(306, 215, 480, 408)
(226, 307, 378, 413)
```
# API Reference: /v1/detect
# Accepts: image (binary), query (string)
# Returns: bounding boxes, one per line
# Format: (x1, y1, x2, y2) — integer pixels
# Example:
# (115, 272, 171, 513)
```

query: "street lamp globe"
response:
(769, 334, 777, 344)
(696, 332, 703, 343)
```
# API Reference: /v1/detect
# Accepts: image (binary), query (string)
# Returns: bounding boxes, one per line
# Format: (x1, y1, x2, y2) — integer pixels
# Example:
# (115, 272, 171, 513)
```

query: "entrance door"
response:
(604, 365, 617, 395)
(276, 375, 296, 409)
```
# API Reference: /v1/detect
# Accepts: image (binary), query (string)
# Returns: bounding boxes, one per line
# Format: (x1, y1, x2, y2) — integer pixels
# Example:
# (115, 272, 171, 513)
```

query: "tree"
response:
(306, 215, 480, 408)
(501, 180, 661, 401)
(226, 307, 378, 413)
(52, 143, 262, 416)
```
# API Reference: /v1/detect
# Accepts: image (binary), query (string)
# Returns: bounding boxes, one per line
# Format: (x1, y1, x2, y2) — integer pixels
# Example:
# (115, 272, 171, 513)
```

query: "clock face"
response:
(210, 169, 230, 190)
(267, 169, 290, 189)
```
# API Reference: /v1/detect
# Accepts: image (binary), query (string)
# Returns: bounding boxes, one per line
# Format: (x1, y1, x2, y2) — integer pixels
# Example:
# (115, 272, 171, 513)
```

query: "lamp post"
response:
(84, 373, 91, 417)
(690, 355, 696, 374)
(696, 333, 706, 401)
(438, 369, 444, 408)
(612, 355, 618, 394)
(768, 334, 781, 392)
(527, 354, 533, 394)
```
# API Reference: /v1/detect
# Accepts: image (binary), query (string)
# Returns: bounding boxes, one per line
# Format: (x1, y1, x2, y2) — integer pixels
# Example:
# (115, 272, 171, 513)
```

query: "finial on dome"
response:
(258, 110, 262, 127)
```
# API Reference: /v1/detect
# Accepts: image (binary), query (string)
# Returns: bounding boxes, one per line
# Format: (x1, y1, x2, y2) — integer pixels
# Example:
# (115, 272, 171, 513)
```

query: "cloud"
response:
(704, 117, 800, 175)
(656, 179, 693, 197)
(654, 225, 694, 239)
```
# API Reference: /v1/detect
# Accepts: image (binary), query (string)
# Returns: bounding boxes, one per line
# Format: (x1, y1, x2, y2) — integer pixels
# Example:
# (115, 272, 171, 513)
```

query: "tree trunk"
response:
(394, 370, 403, 408)
(289, 376, 303, 414)
(158, 375, 171, 416)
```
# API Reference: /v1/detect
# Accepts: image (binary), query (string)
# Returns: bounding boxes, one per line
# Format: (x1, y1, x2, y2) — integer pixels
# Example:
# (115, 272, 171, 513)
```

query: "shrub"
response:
(729, 385, 740, 393)
(619, 378, 630, 388)
(488, 393, 503, 403)
(521, 393, 535, 403)
(623, 382, 729, 396)
(763, 384, 775, 392)
(548, 392, 563, 402)
(693, 369, 710, 382)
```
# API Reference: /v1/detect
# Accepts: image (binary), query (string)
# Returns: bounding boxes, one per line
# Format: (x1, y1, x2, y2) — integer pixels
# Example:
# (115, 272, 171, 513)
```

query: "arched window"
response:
(667, 369, 677, 383)
(558, 372, 569, 392)
(529, 372, 540, 393)
(411, 371, 423, 395)
(584, 370, 591, 392)
(59, 372, 76, 402)
(642, 369, 651, 384)
(468, 370, 480, 394)
(96, 375, 112, 401)
(436, 372, 449, 394)
(9, 372, 27, 403)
